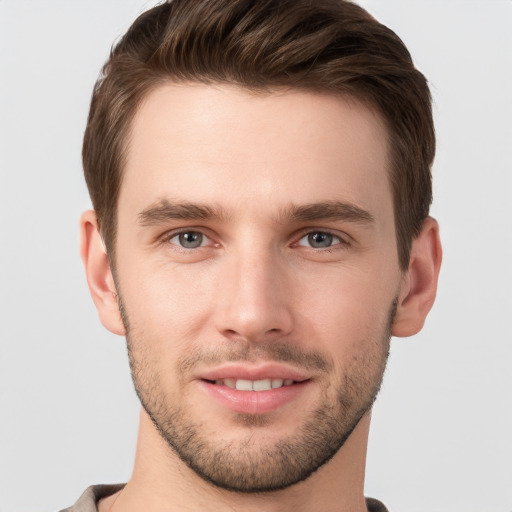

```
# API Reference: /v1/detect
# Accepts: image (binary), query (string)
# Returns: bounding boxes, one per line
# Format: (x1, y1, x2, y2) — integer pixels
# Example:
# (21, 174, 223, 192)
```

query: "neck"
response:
(101, 408, 371, 512)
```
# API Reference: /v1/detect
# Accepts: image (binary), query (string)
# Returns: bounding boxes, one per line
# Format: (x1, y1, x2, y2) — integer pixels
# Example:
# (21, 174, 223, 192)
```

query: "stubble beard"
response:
(121, 297, 396, 494)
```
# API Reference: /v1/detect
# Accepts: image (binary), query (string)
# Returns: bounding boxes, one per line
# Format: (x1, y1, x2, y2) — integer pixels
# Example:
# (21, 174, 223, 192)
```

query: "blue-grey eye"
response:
(298, 232, 340, 248)
(170, 231, 205, 249)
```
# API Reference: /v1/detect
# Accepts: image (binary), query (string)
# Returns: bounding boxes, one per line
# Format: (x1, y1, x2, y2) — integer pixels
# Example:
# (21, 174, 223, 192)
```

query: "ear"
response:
(392, 217, 442, 337)
(80, 210, 126, 336)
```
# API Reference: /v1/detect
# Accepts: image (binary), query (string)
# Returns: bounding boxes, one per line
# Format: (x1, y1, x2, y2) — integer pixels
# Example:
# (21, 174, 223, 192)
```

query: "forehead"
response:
(120, 83, 392, 223)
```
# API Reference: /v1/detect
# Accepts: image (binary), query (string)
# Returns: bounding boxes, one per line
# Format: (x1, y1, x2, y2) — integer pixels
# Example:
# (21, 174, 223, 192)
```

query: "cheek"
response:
(297, 263, 394, 325)
(294, 264, 395, 359)
(117, 259, 218, 347)
(116, 242, 399, 356)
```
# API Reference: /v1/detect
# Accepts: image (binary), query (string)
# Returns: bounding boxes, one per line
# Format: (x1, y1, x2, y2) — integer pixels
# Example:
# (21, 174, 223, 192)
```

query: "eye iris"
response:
(179, 232, 203, 248)
(308, 232, 333, 248)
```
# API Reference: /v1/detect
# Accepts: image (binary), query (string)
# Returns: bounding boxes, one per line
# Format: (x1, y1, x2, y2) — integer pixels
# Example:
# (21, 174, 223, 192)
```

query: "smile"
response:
(200, 379, 310, 415)
(196, 363, 313, 414)
(208, 378, 296, 391)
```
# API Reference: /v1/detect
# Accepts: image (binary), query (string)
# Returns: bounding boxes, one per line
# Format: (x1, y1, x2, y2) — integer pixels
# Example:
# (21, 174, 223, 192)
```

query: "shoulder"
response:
(366, 497, 389, 512)
(58, 484, 126, 512)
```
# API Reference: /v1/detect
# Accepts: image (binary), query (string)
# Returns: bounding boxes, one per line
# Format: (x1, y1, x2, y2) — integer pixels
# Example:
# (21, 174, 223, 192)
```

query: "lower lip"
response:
(199, 380, 309, 415)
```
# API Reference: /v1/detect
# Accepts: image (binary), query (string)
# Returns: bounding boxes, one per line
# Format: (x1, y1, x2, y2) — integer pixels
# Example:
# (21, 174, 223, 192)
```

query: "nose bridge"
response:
(215, 240, 293, 341)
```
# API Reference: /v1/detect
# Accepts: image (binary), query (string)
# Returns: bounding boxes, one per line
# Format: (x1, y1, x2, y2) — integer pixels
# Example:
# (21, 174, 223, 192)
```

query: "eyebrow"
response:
(283, 201, 375, 225)
(137, 198, 374, 226)
(138, 199, 229, 226)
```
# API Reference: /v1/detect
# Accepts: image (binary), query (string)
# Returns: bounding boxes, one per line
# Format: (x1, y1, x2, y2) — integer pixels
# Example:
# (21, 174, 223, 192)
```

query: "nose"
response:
(213, 246, 294, 343)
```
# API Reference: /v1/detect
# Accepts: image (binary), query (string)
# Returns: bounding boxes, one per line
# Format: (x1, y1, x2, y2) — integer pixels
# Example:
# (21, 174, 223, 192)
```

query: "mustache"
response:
(178, 341, 333, 374)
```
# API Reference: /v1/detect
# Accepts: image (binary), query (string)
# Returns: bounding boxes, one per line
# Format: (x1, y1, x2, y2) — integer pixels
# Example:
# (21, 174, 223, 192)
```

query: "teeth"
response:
(253, 379, 272, 391)
(235, 379, 253, 391)
(214, 378, 295, 391)
(271, 379, 284, 389)
(224, 378, 236, 389)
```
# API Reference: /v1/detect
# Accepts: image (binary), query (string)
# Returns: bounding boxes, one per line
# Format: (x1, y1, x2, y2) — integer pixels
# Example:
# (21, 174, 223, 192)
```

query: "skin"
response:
(81, 83, 442, 512)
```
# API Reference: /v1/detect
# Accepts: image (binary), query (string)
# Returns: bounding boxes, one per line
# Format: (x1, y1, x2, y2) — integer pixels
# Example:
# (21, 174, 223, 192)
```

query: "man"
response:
(64, 0, 442, 510)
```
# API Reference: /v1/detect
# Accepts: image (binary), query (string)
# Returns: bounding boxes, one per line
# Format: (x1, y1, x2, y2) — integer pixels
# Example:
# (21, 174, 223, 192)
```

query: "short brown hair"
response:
(83, 0, 435, 270)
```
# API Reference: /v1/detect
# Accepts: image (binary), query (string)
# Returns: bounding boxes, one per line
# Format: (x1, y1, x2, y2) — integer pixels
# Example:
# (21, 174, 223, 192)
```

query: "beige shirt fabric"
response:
(59, 484, 389, 512)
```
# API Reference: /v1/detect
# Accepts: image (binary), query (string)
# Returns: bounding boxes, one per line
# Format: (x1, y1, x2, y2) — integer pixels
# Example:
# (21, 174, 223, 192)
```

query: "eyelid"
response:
(160, 228, 217, 248)
(156, 227, 350, 251)
(297, 233, 341, 249)
(170, 231, 208, 248)
(293, 229, 350, 247)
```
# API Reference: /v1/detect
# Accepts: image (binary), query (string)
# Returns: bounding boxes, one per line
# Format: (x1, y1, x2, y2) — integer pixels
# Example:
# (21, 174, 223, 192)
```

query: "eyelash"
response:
(161, 229, 215, 251)
(160, 228, 350, 252)
(294, 230, 350, 251)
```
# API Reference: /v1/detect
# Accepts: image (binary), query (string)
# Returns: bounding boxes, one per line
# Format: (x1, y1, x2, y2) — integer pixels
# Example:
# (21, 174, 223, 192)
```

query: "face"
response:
(114, 84, 403, 492)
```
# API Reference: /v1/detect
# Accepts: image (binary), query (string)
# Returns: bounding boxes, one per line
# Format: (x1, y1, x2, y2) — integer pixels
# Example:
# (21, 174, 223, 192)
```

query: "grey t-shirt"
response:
(59, 484, 389, 511)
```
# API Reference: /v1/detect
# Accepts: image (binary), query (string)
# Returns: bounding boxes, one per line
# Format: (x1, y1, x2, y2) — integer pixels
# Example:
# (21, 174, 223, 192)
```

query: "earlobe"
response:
(80, 210, 126, 336)
(392, 217, 442, 337)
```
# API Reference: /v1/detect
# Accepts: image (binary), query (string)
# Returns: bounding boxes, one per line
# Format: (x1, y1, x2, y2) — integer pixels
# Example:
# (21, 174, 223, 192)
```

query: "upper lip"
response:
(197, 363, 311, 382)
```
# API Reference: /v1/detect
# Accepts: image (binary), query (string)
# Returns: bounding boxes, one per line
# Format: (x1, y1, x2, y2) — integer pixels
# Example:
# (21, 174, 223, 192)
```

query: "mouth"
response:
(197, 365, 312, 415)
(203, 378, 299, 391)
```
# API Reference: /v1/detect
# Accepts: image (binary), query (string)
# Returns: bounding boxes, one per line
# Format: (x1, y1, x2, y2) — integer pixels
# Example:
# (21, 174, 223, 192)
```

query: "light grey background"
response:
(1, 1, 511, 511)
